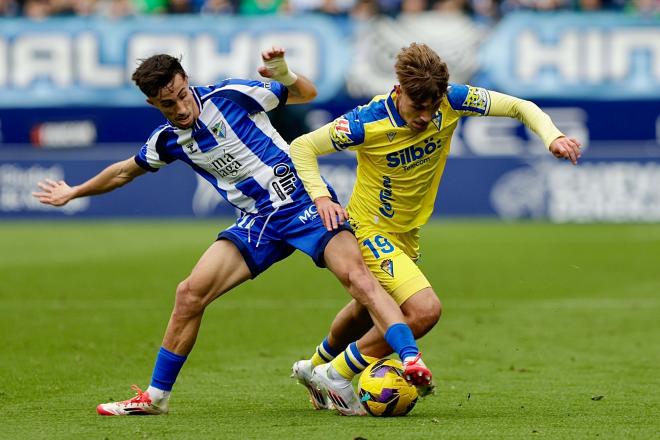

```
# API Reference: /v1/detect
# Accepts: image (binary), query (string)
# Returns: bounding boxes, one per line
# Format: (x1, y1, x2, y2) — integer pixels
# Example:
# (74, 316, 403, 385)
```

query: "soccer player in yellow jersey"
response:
(289, 43, 582, 416)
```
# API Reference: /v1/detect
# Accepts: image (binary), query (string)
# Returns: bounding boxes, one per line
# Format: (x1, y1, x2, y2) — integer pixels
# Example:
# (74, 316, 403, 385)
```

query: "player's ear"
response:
(146, 98, 155, 108)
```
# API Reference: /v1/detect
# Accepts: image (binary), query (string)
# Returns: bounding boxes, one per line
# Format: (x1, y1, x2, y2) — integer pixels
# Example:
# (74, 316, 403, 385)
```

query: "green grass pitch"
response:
(1, 220, 659, 439)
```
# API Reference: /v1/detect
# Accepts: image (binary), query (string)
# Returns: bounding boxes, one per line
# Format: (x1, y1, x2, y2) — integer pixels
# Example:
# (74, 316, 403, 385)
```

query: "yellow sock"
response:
(330, 342, 379, 380)
(310, 337, 341, 367)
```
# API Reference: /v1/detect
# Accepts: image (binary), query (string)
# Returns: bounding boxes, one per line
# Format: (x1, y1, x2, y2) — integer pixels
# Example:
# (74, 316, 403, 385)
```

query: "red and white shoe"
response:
(96, 385, 168, 416)
(403, 354, 435, 396)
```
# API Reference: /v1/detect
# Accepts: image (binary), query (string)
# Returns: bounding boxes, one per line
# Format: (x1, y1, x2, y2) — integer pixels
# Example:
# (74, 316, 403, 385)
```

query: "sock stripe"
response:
(321, 337, 340, 357)
(316, 348, 331, 363)
(347, 342, 370, 369)
(343, 351, 363, 374)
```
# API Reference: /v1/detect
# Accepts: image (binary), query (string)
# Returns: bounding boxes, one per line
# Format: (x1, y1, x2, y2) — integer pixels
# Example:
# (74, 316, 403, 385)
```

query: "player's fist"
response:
(258, 46, 297, 86)
(258, 46, 286, 79)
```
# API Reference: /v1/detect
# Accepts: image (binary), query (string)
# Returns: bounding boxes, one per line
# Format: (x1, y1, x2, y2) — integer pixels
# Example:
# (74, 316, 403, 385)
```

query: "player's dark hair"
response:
(132, 54, 187, 98)
(395, 43, 449, 107)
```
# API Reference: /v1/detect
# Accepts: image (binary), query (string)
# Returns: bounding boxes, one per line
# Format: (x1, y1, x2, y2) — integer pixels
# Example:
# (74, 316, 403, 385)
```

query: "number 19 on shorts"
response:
(362, 235, 394, 259)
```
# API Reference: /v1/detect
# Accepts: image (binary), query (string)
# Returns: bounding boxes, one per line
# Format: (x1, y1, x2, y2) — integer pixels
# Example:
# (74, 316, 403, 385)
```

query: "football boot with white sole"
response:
(310, 363, 366, 416)
(291, 360, 332, 410)
(96, 385, 167, 416)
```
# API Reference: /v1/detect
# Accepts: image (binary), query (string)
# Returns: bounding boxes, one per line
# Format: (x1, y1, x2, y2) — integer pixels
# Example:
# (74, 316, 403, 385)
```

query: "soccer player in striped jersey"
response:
(290, 42, 582, 415)
(32, 47, 430, 416)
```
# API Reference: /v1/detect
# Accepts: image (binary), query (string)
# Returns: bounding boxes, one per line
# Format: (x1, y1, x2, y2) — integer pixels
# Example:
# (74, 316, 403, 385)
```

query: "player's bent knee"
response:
(346, 267, 380, 305)
(174, 279, 207, 316)
(404, 292, 442, 338)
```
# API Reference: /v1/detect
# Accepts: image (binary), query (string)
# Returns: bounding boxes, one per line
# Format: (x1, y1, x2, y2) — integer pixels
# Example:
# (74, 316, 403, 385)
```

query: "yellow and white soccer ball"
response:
(357, 358, 419, 417)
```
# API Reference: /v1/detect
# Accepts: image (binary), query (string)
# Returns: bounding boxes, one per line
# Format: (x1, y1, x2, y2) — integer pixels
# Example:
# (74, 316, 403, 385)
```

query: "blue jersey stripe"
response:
(192, 118, 218, 153)
(235, 176, 271, 212)
(214, 98, 291, 167)
(205, 89, 264, 114)
(136, 78, 336, 217)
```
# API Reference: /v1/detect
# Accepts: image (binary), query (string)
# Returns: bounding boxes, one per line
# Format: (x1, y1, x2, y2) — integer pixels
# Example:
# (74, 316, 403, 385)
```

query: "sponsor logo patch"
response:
(387, 131, 396, 142)
(386, 137, 442, 170)
(272, 162, 297, 201)
(378, 175, 395, 219)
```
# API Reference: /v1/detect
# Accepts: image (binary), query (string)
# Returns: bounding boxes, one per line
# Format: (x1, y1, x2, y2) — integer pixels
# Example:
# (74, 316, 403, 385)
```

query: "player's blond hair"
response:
(395, 43, 449, 106)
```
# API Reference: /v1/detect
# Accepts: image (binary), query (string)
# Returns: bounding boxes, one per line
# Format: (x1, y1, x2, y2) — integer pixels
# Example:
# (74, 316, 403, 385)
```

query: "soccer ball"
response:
(357, 358, 418, 417)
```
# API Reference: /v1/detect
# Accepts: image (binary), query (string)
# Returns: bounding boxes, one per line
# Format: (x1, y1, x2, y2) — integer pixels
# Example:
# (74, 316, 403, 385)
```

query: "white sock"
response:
(146, 386, 171, 403)
(403, 355, 425, 366)
(327, 364, 347, 381)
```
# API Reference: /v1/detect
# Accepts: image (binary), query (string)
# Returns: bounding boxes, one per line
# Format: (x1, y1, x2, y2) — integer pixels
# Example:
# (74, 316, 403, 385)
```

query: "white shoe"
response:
(291, 360, 332, 410)
(310, 364, 366, 416)
(97, 385, 168, 416)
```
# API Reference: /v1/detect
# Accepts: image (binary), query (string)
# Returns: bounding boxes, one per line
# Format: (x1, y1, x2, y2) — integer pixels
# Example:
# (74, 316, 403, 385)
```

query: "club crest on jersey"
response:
(387, 132, 396, 142)
(380, 259, 394, 278)
(432, 113, 442, 131)
(211, 121, 226, 139)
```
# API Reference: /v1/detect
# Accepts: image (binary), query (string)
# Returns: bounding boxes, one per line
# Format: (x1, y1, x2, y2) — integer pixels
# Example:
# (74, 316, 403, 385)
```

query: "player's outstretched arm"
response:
(32, 157, 146, 207)
(487, 90, 582, 164)
(549, 136, 582, 165)
(258, 46, 317, 104)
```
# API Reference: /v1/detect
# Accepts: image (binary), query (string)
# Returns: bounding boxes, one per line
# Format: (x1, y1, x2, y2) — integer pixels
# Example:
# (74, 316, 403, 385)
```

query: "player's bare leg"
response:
(308, 288, 441, 408)
(322, 231, 406, 336)
(97, 239, 252, 415)
(307, 231, 429, 415)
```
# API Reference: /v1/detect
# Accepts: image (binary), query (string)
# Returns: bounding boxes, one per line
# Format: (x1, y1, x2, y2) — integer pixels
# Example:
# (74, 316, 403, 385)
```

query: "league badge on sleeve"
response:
(330, 117, 353, 150)
(462, 87, 490, 114)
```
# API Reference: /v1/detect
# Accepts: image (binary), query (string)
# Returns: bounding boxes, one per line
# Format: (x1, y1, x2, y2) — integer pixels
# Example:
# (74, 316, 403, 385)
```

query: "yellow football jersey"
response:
(290, 84, 564, 233)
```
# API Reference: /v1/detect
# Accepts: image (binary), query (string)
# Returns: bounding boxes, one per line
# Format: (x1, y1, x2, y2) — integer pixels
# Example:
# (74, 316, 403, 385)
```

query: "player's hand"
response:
(314, 196, 349, 231)
(258, 46, 286, 79)
(32, 179, 75, 206)
(549, 136, 582, 165)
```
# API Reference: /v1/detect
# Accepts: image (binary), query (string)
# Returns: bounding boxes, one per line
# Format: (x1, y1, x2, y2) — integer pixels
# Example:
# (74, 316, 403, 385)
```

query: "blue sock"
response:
(150, 347, 188, 391)
(384, 323, 419, 361)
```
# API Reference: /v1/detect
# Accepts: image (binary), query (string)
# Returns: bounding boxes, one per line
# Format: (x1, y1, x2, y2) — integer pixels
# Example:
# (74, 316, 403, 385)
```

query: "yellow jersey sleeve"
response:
(486, 90, 565, 149)
(289, 124, 335, 201)
(290, 105, 372, 202)
(446, 84, 564, 149)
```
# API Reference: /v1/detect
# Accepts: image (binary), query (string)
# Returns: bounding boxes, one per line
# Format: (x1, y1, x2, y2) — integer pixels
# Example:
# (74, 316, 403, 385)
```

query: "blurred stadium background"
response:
(0, 3, 658, 220)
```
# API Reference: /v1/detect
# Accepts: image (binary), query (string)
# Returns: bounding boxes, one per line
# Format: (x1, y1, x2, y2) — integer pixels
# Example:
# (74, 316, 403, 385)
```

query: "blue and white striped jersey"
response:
(134, 78, 311, 216)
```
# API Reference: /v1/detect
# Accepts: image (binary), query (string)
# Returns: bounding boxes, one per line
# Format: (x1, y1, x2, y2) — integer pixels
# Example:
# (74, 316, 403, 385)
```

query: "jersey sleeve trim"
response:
(134, 154, 158, 172)
(200, 79, 284, 113)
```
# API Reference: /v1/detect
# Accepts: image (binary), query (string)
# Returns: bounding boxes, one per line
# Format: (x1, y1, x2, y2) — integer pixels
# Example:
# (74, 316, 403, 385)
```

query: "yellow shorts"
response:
(350, 218, 431, 305)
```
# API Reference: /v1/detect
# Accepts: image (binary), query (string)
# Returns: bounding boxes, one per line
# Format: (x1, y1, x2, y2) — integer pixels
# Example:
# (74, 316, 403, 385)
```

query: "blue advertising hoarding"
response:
(1, 13, 658, 222)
